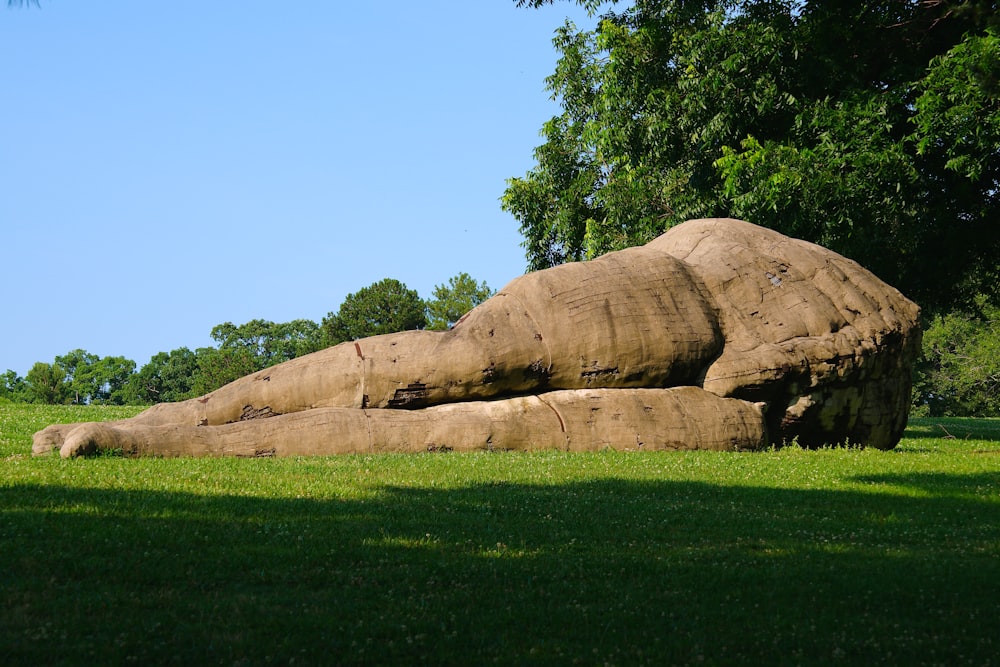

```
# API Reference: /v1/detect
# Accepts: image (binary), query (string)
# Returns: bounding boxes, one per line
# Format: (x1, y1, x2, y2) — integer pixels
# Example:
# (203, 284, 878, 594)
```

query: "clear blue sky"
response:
(1, 1, 598, 378)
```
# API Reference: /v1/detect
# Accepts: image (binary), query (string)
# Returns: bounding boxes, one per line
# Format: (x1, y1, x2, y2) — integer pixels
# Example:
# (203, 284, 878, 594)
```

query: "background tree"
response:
(912, 302, 1000, 417)
(89, 355, 136, 404)
(184, 319, 326, 396)
(54, 349, 99, 404)
(266, 319, 324, 361)
(24, 361, 69, 405)
(190, 346, 259, 397)
(506, 0, 999, 314)
(322, 278, 427, 343)
(52, 349, 135, 405)
(210, 319, 323, 368)
(1, 370, 28, 403)
(425, 273, 494, 331)
(120, 347, 200, 405)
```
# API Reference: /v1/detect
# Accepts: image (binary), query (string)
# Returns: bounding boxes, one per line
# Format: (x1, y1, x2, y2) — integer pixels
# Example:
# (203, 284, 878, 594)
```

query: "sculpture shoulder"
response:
(647, 218, 920, 334)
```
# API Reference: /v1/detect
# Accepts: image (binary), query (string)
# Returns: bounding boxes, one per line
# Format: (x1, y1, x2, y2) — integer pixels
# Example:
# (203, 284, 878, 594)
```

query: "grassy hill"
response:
(2, 404, 998, 665)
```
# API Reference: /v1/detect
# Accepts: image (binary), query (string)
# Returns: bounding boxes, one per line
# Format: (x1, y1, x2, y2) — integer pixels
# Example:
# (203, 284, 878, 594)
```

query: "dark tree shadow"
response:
(2, 474, 998, 665)
(848, 471, 1000, 498)
(903, 418, 1000, 442)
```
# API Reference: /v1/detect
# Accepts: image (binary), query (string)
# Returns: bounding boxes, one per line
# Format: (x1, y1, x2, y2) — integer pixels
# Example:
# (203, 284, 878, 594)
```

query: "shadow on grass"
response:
(903, 417, 1000, 442)
(847, 471, 1000, 498)
(2, 476, 998, 666)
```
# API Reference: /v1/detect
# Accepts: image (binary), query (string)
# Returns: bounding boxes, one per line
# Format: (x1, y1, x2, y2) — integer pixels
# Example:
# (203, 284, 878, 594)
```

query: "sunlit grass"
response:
(1, 405, 998, 665)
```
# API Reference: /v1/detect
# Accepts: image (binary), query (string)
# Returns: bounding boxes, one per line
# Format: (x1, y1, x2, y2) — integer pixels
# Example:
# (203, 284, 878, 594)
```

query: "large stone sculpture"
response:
(33, 218, 920, 458)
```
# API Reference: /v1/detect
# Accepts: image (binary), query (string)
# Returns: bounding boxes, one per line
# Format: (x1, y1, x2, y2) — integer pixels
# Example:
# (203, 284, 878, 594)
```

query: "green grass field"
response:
(2, 404, 998, 666)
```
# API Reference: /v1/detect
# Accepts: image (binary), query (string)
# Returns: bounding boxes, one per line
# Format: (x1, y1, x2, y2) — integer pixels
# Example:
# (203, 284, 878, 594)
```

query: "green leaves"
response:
(119, 348, 199, 405)
(425, 273, 494, 331)
(210, 318, 322, 366)
(913, 27, 1000, 182)
(190, 346, 260, 397)
(16, 350, 137, 405)
(322, 278, 427, 344)
(24, 361, 69, 405)
(714, 95, 920, 263)
(514, 0, 608, 13)
(914, 302, 1000, 417)
(508, 0, 1000, 314)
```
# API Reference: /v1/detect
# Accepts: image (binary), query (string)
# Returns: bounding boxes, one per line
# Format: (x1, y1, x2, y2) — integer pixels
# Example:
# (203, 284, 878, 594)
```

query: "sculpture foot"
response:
(60, 423, 125, 458)
(32, 424, 72, 456)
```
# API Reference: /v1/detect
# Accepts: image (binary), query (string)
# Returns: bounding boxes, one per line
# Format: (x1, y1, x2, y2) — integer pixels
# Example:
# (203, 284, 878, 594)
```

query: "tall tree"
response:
(190, 346, 259, 397)
(54, 349, 99, 404)
(1, 370, 28, 402)
(53, 349, 135, 405)
(210, 319, 323, 368)
(121, 347, 200, 405)
(425, 273, 494, 331)
(89, 355, 137, 404)
(189, 318, 324, 396)
(507, 0, 999, 313)
(913, 301, 1000, 416)
(25, 362, 69, 405)
(322, 278, 427, 343)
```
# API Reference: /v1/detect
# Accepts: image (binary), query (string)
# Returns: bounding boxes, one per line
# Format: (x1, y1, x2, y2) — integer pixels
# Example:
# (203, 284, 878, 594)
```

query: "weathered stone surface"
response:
(651, 218, 920, 447)
(33, 218, 920, 457)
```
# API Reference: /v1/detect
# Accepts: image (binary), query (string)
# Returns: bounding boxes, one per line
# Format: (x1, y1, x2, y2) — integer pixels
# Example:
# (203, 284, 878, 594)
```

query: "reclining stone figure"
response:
(33, 218, 920, 458)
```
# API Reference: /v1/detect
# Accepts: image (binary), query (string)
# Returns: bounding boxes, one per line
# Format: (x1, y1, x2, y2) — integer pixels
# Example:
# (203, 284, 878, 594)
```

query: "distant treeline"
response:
(2, 274, 493, 407)
(4, 272, 998, 417)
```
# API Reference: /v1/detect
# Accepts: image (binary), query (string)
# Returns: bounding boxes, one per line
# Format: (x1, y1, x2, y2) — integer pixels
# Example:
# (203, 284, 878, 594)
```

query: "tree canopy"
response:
(209, 319, 323, 367)
(425, 273, 495, 331)
(119, 348, 199, 405)
(322, 278, 428, 343)
(913, 302, 1000, 417)
(4, 273, 495, 404)
(54, 349, 135, 405)
(14, 350, 136, 405)
(506, 0, 999, 313)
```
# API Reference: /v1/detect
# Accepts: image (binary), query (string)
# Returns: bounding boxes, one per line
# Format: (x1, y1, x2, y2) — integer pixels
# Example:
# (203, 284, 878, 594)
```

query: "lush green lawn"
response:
(2, 404, 998, 665)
